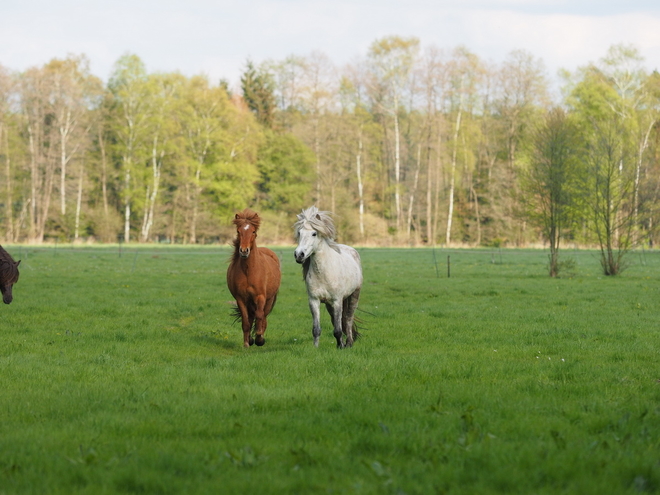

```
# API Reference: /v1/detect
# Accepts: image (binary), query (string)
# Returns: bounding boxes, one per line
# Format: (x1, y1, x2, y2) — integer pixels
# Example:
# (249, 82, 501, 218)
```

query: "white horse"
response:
(294, 206, 362, 348)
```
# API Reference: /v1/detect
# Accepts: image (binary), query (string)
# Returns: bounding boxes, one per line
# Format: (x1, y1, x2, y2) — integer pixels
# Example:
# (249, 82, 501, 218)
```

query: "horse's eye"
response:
(312, 232, 317, 237)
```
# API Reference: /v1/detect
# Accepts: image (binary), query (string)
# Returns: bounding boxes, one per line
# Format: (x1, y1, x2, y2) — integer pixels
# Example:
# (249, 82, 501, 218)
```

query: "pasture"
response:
(0, 245, 659, 494)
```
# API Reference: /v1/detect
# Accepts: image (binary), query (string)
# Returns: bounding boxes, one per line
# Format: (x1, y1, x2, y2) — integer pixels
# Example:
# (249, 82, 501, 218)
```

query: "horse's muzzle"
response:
(294, 251, 305, 264)
(239, 248, 250, 259)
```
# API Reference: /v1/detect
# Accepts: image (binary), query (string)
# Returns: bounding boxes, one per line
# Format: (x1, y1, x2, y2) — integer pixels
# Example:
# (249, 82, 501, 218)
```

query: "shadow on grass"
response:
(193, 332, 243, 353)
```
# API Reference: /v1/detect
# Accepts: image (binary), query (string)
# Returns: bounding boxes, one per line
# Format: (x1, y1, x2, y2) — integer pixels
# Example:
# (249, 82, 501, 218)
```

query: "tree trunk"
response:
(141, 138, 163, 242)
(38, 151, 55, 242)
(74, 167, 83, 240)
(60, 117, 68, 215)
(446, 94, 463, 245)
(190, 137, 209, 244)
(393, 95, 402, 231)
(356, 127, 365, 238)
(432, 133, 443, 246)
(2, 124, 14, 241)
(28, 124, 38, 241)
(191, 165, 201, 244)
(124, 168, 131, 243)
(471, 185, 481, 246)
(98, 127, 109, 219)
(314, 117, 321, 205)
(406, 144, 421, 240)
(633, 120, 655, 243)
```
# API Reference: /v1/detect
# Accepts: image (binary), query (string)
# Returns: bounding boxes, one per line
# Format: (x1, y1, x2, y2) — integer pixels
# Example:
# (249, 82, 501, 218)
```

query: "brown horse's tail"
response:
(230, 305, 251, 330)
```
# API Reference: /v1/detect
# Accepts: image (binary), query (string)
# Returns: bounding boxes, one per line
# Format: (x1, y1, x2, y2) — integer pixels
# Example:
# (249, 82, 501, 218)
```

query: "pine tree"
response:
(241, 60, 276, 128)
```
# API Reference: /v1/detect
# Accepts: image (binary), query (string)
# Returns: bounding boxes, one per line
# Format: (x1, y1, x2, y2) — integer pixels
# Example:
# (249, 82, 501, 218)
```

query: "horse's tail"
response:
(230, 305, 243, 325)
(351, 315, 363, 341)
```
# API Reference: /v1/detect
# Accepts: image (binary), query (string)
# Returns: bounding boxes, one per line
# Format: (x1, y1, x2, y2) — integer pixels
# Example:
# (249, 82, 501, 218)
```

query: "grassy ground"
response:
(0, 244, 659, 494)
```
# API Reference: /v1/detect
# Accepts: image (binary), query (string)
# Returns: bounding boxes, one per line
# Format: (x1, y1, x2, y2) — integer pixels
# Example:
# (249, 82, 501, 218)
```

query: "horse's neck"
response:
(238, 241, 261, 264)
(309, 240, 339, 270)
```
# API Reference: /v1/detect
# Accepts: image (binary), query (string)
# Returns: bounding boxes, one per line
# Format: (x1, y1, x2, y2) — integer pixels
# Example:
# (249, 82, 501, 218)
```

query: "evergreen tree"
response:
(241, 60, 276, 128)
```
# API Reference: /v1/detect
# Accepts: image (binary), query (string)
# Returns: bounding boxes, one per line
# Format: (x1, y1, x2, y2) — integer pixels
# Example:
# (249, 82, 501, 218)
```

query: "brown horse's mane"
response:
(232, 208, 261, 231)
(0, 245, 19, 284)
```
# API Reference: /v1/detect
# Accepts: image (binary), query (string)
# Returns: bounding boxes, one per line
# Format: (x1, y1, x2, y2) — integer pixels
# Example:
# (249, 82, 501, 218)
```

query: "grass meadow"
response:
(0, 244, 659, 494)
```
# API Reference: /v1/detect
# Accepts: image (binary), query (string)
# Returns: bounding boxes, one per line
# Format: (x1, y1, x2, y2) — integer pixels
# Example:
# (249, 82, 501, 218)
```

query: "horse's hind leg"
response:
(254, 294, 268, 346)
(327, 301, 345, 349)
(342, 288, 361, 347)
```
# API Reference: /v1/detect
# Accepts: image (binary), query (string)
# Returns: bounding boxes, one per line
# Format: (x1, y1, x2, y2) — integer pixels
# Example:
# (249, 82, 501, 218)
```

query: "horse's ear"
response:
(15, 260, 20, 267)
(316, 214, 321, 220)
(235, 214, 240, 219)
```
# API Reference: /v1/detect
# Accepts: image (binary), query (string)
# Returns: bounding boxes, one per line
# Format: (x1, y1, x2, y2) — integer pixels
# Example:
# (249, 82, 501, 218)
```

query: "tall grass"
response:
(1, 245, 659, 494)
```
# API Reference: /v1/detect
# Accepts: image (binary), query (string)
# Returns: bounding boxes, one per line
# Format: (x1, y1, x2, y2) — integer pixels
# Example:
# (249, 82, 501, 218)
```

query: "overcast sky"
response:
(2, 0, 660, 93)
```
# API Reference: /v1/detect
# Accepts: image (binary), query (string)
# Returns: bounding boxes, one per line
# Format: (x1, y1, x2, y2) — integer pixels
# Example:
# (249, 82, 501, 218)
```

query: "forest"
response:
(1, 37, 659, 271)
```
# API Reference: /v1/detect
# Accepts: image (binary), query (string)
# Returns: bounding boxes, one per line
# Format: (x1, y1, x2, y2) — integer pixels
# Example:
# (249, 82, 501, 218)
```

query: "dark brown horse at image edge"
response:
(226, 209, 281, 347)
(0, 245, 20, 304)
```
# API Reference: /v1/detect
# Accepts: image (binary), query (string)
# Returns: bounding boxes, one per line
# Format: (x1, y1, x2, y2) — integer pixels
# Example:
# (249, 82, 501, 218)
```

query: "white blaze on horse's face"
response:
(294, 224, 320, 264)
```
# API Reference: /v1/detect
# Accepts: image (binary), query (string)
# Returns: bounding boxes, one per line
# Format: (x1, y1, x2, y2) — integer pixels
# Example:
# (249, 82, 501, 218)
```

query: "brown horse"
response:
(226, 209, 281, 347)
(0, 245, 20, 305)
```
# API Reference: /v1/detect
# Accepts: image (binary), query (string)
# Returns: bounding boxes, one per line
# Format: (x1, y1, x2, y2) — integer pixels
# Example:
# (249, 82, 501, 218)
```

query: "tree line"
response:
(1, 38, 659, 274)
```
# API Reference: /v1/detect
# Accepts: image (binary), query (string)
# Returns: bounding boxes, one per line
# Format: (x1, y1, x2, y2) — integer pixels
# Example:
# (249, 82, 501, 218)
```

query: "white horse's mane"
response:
(294, 206, 341, 253)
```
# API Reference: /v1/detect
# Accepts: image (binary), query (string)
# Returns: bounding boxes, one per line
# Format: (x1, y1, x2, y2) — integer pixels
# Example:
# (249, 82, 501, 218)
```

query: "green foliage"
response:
(177, 75, 263, 228)
(520, 107, 582, 276)
(256, 130, 315, 216)
(241, 60, 276, 128)
(1, 246, 659, 493)
(3, 44, 660, 248)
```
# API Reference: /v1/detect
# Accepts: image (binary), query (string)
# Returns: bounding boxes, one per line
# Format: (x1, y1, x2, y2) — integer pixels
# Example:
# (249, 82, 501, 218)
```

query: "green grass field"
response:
(1, 245, 659, 494)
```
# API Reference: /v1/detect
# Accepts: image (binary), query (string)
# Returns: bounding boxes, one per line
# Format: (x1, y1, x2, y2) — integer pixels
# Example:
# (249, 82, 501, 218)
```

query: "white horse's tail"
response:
(349, 314, 362, 341)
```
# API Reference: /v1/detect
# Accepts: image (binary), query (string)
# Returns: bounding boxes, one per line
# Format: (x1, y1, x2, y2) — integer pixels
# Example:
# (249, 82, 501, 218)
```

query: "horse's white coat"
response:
(294, 206, 362, 348)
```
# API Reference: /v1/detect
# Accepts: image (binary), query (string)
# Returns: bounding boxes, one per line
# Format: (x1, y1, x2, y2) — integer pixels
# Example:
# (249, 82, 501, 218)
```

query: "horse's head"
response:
(0, 259, 20, 305)
(294, 221, 321, 264)
(233, 209, 260, 259)
(294, 207, 336, 264)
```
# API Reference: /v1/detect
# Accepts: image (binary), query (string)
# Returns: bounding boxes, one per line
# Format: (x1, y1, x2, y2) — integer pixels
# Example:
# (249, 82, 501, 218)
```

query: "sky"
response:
(2, 0, 660, 94)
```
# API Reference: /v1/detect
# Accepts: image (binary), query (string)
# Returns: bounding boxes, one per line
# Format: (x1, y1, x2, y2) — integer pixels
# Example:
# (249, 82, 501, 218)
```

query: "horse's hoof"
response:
(255, 336, 265, 346)
(249, 337, 255, 346)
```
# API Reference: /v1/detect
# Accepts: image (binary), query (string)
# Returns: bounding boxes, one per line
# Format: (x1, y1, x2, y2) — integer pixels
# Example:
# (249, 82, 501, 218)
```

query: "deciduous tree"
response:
(521, 107, 580, 276)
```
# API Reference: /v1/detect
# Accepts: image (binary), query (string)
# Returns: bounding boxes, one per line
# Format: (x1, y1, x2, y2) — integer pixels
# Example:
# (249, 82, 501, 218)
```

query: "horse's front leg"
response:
(236, 299, 253, 348)
(309, 297, 322, 347)
(342, 288, 361, 348)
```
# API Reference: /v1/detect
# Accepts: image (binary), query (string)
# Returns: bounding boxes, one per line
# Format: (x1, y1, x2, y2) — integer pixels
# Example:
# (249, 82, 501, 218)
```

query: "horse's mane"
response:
(0, 245, 19, 283)
(294, 206, 339, 245)
(233, 208, 261, 231)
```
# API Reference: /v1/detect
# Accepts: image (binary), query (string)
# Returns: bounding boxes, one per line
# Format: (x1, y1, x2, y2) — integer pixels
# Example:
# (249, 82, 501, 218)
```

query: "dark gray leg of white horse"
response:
(327, 301, 344, 349)
(343, 288, 361, 347)
(309, 298, 322, 347)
